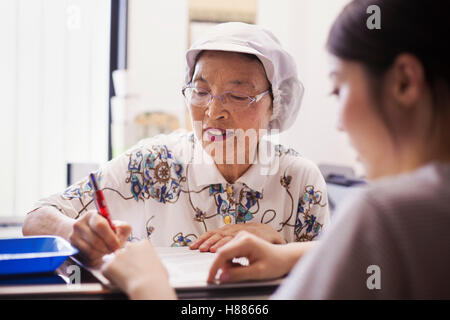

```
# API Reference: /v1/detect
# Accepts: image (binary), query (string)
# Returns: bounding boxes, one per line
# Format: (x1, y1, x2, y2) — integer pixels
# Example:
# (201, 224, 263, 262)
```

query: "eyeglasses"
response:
(182, 86, 271, 112)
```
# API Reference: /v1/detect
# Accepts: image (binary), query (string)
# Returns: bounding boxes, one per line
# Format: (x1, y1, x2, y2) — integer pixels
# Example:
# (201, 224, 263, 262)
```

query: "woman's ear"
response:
(388, 54, 427, 109)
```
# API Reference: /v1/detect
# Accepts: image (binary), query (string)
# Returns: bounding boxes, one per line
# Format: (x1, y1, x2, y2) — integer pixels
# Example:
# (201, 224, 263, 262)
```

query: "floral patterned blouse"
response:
(33, 130, 330, 246)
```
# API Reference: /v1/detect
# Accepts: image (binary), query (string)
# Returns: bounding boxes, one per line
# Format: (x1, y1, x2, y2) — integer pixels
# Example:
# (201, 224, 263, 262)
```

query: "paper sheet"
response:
(156, 247, 217, 287)
(73, 247, 218, 288)
(70, 246, 282, 295)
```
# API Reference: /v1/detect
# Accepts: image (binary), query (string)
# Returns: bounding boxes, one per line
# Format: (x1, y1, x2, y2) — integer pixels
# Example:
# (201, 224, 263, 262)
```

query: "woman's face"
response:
(188, 51, 273, 164)
(329, 56, 396, 179)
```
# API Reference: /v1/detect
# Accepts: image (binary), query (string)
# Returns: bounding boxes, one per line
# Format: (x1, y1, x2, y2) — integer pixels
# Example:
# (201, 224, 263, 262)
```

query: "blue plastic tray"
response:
(0, 236, 78, 276)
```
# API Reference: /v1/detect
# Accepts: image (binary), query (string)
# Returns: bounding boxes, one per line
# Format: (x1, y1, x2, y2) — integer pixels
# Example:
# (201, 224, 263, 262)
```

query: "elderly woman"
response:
(22, 22, 329, 267)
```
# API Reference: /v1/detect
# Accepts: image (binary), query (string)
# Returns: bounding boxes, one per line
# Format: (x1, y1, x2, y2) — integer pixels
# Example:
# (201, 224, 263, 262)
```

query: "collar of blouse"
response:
(188, 138, 276, 193)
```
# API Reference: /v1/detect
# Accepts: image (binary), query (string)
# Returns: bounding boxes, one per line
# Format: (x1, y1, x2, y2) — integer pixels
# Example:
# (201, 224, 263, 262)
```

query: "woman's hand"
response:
(207, 231, 293, 283)
(189, 222, 286, 253)
(69, 210, 131, 267)
(101, 240, 176, 300)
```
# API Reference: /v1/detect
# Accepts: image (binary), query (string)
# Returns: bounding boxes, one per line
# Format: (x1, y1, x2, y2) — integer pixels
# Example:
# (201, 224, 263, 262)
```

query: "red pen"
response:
(89, 173, 116, 232)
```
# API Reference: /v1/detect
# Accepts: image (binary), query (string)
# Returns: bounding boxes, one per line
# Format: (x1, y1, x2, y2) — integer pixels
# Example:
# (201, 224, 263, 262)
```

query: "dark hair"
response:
(327, 0, 450, 138)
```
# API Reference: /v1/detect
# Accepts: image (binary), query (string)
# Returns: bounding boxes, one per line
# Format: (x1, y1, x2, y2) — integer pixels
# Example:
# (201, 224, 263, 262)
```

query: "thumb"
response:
(220, 263, 262, 283)
(113, 220, 132, 244)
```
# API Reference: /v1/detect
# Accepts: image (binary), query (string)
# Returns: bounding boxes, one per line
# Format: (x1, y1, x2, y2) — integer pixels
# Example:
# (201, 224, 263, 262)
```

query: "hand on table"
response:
(189, 222, 286, 253)
(69, 210, 131, 267)
(207, 231, 294, 284)
(101, 240, 176, 300)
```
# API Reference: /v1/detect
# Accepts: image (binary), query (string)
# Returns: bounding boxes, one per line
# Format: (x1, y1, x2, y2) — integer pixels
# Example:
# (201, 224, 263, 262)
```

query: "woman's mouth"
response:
(203, 128, 234, 142)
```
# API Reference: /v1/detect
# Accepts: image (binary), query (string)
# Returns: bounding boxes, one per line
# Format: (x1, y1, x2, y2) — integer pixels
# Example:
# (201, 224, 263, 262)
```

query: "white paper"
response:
(156, 247, 217, 287)
(75, 247, 218, 288)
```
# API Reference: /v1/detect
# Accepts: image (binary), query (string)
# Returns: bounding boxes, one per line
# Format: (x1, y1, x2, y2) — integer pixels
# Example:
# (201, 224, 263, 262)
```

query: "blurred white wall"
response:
(126, 0, 189, 127)
(0, 0, 111, 217)
(257, 0, 363, 176)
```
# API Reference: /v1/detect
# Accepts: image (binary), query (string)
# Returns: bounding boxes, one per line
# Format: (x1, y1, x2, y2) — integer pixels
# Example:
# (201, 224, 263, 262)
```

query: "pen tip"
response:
(89, 172, 98, 190)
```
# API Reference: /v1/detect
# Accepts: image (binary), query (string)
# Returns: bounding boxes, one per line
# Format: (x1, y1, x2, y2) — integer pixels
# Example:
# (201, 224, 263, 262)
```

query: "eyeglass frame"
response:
(181, 85, 272, 110)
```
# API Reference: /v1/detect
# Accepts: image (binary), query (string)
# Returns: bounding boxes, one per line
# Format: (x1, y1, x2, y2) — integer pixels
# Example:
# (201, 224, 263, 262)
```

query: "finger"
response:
(100, 256, 115, 279)
(189, 231, 214, 249)
(214, 230, 251, 250)
(199, 233, 223, 252)
(219, 263, 261, 283)
(89, 213, 121, 252)
(72, 219, 110, 255)
(100, 253, 125, 288)
(207, 237, 253, 282)
(209, 236, 233, 253)
(133, 239, 154, 252)
(80, 228, 111, 255)
(190, 231, 215, 249)
(113, 220, 132, 245)
(233, 230, 253, 241)
(71, 236, 104, 267)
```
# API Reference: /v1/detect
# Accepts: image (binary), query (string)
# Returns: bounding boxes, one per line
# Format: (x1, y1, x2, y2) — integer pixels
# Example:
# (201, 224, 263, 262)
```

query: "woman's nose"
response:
(206, 96, 228, 120)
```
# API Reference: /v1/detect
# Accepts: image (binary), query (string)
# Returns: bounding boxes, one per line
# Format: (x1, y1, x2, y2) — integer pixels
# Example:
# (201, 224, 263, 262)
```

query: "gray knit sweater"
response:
(273, 162, 450, 299)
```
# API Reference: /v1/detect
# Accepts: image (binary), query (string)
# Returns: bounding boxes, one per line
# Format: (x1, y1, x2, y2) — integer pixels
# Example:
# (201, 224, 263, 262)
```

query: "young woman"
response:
(102, 0, 450, 299)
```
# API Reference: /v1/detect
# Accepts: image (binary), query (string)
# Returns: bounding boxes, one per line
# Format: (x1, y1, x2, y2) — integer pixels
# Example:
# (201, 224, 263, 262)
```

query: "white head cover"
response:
(185, 22, 304, 133)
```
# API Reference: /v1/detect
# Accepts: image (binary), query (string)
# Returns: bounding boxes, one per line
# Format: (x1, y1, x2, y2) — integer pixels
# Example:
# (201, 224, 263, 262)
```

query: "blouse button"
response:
(223, 215, 232, 224)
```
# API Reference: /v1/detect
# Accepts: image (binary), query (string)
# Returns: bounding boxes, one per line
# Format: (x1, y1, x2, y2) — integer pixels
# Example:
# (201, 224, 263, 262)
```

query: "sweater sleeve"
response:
(272, 188, 407, 299)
